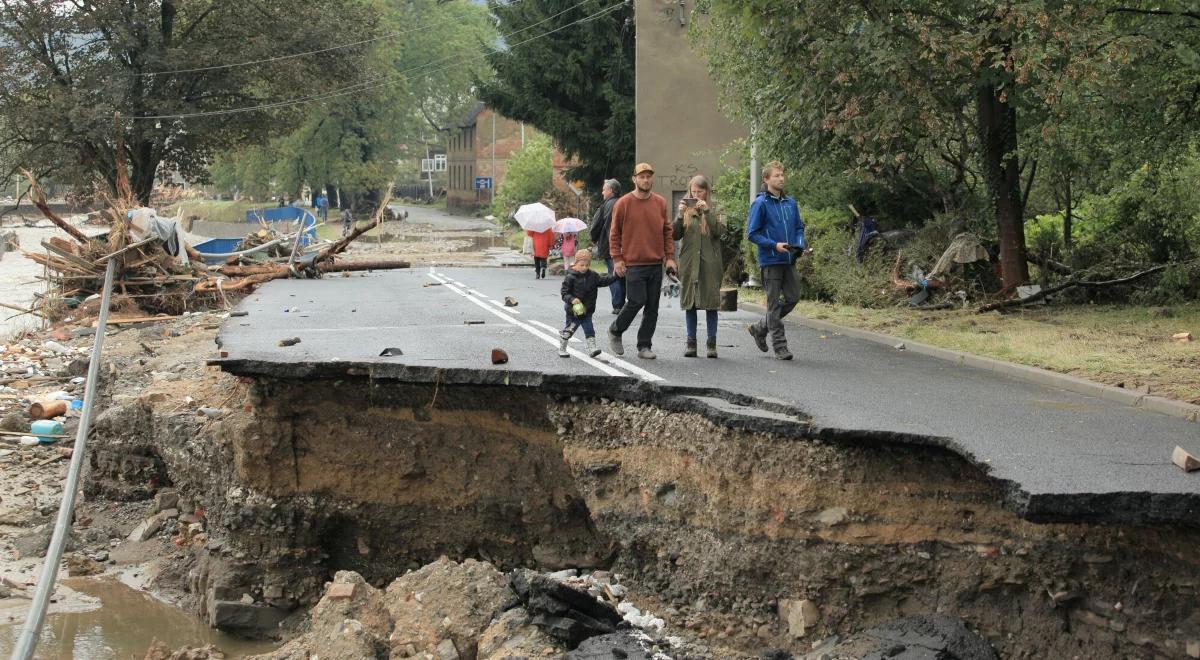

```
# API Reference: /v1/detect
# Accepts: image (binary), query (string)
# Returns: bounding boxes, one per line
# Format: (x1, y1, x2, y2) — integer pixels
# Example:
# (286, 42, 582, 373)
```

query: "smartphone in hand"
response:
(682, 197, 697, 208)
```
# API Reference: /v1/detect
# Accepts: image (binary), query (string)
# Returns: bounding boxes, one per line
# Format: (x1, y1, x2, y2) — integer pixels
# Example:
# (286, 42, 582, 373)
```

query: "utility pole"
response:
(491, 111, 497, 206)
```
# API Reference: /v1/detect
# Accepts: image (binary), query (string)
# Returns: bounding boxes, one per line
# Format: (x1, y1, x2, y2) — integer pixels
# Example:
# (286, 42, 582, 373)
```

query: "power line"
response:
(142, 0, 535, 77)
(134, 1, 627, 121)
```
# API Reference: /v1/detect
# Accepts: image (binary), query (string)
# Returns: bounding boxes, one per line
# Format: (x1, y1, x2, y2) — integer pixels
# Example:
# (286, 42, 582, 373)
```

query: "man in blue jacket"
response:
(746, 161, 805, 360)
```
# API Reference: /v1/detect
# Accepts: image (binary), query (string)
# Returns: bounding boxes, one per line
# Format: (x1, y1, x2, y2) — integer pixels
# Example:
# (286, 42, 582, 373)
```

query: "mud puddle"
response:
(0, 579, 278, 659)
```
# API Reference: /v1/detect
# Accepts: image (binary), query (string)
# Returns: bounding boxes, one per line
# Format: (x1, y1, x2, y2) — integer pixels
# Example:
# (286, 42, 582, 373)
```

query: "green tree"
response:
(492, 133, 554, 218)
(224, 0, 496, 208)
(0, 0, 372, 202)
(479, 0, 634, 189)
(697, 1, 1123, 288)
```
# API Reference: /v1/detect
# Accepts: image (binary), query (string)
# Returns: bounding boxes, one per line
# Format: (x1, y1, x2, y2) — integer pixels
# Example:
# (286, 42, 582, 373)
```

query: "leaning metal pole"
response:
(12, 258, 116, 660)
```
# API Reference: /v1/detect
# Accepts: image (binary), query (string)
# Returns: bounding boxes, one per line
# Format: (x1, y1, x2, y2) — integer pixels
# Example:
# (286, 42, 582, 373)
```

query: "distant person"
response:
(589, 179, 624, 313)
(607, 163, 675, 360)
(558, 249, 618, 358)
(673, 174, 724, 358)
(746, 160, 805, 361)
(316, 193, 329, 222)
(527, 227, 554, 279)
(340, 208, 354, 237)
(560, 231, 577, 270)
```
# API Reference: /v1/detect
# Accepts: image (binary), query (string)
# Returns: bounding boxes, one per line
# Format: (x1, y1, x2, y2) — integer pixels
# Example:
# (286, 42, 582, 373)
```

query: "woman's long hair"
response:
(683, 175, 713, 235)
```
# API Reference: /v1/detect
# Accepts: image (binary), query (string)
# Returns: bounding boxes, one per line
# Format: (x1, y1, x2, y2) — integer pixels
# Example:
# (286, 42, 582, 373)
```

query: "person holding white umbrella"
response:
(514, 202, 557, 279)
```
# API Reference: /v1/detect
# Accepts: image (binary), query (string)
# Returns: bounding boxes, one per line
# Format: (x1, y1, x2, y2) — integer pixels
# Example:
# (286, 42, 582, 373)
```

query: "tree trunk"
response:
(976, 82, 1028, 288)
(129, 141, 159, 205)
(1062, 178, 1073, 251)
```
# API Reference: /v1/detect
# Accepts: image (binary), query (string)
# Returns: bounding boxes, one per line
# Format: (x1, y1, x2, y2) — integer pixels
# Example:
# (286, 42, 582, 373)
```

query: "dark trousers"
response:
(610, 265, 662, 350)
(533, 257, 547, 277)
(563, 313, 596, 338)
(756, 264, 800, 348)
(604, 257, 626, 310)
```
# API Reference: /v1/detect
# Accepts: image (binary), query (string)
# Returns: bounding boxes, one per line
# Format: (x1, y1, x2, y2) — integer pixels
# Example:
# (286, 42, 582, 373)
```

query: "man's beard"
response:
(636, 181, 653, 192)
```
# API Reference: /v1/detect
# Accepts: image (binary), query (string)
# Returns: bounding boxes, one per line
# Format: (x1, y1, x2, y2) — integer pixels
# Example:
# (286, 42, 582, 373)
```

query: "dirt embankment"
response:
(82, 359, 1200, 659)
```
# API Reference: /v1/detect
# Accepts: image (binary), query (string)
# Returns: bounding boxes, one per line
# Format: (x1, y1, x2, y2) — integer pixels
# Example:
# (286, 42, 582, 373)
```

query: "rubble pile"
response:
(14, 170, 406, 322)
(250, 558, 681, 660)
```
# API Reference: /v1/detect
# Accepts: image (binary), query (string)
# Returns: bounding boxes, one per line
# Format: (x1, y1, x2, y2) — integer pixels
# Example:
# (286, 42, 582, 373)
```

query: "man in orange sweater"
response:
(607, 163, 677, 359)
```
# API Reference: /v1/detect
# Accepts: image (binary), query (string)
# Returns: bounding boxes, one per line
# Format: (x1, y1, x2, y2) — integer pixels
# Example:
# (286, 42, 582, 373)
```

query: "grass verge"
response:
(772, 299, 1200, 404)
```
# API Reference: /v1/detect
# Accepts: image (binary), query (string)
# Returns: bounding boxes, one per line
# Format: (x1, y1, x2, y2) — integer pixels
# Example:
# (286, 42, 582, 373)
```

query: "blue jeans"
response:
(685, 309, 718, 340)
(604, 258, 626, 310)
(563, 313, 596, 338)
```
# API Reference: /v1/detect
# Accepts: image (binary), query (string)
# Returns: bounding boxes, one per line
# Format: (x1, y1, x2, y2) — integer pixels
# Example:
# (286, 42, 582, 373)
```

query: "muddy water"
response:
(0, 579, 277, 659)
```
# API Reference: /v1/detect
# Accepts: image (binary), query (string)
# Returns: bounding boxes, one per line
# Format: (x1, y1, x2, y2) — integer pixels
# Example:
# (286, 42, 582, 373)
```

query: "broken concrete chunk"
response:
(435, 638, 460, 660)
(504, 296, 518, 307)
(1173, 446, 1199, 472)
(153, 489, 179, 513)
(816, 507, 848, 526)
(128, 516, 164, 542)
(780, 598, 819, 638)
(327, 582, 356, 600)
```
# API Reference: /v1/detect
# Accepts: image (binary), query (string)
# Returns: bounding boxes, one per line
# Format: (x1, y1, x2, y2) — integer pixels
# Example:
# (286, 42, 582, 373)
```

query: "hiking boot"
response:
(774, 346, 794, 360)
(586, 336, 601, 357)
(748, 324, 768, 352)
(684, 338, 698, 358)
(607, 328, 624, 356)
(637, 348, 657, 360)
(558, 335, 570, 358)
(706, 338, 718, 358)
(611, 306, 622, 315)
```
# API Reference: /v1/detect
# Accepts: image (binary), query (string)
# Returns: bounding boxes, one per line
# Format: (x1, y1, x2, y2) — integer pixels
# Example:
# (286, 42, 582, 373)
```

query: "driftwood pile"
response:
(16, 171, 408, 323)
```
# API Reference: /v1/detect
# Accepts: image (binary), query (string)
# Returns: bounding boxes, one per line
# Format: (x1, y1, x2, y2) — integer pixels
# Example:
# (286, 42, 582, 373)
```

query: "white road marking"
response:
(428, 272, 626, 378)
(440, 272, 666, 383)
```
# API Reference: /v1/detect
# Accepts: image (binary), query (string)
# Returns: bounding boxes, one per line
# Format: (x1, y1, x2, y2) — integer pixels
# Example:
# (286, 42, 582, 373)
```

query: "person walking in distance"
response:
(589, 179, 625, 313)
(746, 161, 805, 360)
(673, 175, 724, 358)
(527, 227, 554, 279)
(607, 163, 676, 359)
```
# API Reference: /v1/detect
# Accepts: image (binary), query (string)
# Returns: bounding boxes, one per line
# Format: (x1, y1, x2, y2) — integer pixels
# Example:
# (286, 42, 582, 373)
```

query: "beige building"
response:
(635, 0, 746, 206)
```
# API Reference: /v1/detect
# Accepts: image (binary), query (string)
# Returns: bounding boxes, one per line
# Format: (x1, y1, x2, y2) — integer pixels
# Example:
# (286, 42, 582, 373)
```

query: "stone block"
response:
(153, 489, 179, 512)
(327, 582, 356, 600)
(780, 598, 819, 638)
(210, 600, 286, 639)
(127, 516, 163, 542)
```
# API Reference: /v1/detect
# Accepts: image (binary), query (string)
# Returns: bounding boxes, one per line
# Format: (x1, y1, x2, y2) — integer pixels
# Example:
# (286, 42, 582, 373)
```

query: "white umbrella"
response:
(553, 217, 587, 233)
(513, 203, 556, 232)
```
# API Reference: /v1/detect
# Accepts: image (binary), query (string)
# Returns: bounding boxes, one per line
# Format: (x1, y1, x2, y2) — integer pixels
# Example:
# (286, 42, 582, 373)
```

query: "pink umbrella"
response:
(554, 217, 587, 233)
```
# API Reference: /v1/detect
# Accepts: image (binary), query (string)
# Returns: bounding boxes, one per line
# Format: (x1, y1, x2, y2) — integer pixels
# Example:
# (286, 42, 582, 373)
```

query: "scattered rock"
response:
(491, 348, 509, 365)
(816, 614, 998, 659)
(128, 516, 164, 542)
(815, 507, 848, 526)
(477, 608, 561, 659)
(779, 598, 819, 638)
(277, 337, 301, 347)
(65, 552, 103, 577)
(209, 600, 286, 639)
(503, 297, 518, 307)
(143, 640, 228, 660)
(1173, 445, 1199, 472)
(154, 489, 180, 512)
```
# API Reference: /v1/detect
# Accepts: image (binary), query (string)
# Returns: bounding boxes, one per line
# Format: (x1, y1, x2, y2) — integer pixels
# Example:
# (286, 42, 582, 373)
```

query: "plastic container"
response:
(30, 419, 64, 443)
(69, 399, 83, 410)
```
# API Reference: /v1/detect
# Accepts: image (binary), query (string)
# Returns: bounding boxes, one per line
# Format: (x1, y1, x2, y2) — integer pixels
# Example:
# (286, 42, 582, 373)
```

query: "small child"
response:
(560, 231, 577, 269)
(559, 249, 617, 357)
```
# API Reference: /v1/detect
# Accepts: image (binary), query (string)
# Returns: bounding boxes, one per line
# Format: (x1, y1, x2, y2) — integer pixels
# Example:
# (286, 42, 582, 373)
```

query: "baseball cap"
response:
(633, 162, 655, 175)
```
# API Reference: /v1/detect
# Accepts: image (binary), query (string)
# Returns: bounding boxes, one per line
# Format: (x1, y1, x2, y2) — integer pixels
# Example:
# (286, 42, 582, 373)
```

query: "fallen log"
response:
(21, 169, 91, 244)
(195, 258, 411, 293)
(977, 263, 1171, 313)
(318, 258, 411, 272)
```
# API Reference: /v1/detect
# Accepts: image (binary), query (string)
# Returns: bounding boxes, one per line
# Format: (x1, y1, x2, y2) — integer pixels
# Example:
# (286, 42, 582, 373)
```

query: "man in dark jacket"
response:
(746, 160, 805, 360)
(589, 179, 624, 313)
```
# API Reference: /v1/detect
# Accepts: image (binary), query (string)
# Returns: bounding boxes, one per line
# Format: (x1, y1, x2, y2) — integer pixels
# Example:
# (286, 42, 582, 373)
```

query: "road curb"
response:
(739, 302, 1200, 423)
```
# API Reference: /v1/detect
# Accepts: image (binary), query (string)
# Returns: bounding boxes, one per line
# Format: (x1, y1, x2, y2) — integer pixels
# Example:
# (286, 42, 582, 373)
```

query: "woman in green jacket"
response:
(673, 175, 724, 358)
